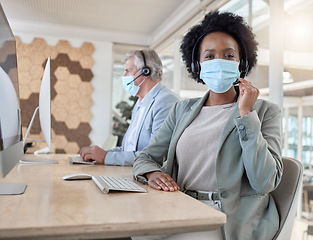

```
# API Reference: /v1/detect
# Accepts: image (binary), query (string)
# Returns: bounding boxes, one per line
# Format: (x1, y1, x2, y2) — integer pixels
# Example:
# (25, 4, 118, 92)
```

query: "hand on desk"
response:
(80, 145, 107, 164)
(146, 171, 180, 192)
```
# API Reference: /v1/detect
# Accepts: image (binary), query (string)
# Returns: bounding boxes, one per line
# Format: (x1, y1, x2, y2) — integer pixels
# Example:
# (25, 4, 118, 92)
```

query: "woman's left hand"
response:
(146, 171, 180, 192)
(238, 78, 259, 117)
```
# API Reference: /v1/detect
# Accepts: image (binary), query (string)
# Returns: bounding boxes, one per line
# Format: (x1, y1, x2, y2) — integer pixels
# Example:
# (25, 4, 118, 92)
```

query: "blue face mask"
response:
(199, 59, 240, 93)
(122, 72, 145, 96)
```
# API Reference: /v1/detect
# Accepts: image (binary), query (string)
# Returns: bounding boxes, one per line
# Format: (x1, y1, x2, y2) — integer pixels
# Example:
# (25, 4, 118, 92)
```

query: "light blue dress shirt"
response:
(123, 84, 156, 151)
(105, 83, 180, 166)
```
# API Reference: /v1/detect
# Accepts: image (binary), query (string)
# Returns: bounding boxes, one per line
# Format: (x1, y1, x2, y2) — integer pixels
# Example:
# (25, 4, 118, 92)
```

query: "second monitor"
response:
(23, 57, 52, 155)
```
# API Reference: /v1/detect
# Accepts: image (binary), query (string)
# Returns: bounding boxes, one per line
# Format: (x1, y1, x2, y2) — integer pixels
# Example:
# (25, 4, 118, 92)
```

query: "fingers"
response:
(150, 178, 178, 192)
(80, 147, 94, 160)
(149, 180, 162, 190)
(79, 145, 105, 163)
(83, 153, 94, 161)
(238, 79, 259, 95)
(147, 172, 180, 192)
(154, 176, 176, 191)
(238, 78, 259, 116)
(79, 147, 89, 160)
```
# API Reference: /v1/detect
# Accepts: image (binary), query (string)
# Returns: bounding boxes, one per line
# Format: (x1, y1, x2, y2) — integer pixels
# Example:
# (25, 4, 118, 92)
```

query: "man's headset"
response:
(140, 50, 151, 77)
(191, 33, 249, 79)
(127, 51, 151, 86)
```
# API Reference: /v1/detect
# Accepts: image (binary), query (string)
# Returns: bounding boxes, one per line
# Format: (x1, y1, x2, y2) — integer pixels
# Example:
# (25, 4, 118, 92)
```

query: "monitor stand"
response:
(0, 183, 26, 195)
(19, 159, 58, 164)
(0, 141, 27, 195)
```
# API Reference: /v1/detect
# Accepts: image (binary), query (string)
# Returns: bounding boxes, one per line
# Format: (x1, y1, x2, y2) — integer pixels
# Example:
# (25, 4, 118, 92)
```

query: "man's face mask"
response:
(199, 59, 240, 93)
(122, 71, 145, 96)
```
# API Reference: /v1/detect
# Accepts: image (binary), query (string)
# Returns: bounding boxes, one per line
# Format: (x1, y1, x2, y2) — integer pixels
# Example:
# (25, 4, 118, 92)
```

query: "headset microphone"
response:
(126, 73, 143, 86)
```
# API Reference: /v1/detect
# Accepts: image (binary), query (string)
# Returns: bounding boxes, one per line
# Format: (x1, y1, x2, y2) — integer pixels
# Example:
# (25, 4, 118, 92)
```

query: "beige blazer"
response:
(133, 90, 283, 240)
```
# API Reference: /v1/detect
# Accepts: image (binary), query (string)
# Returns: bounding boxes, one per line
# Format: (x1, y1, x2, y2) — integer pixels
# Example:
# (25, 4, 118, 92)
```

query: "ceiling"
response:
(1, 0, 182, 34)
(0, 0, 229, 53)
(1, 0, 312, 58)
(2, 0, 313, 100)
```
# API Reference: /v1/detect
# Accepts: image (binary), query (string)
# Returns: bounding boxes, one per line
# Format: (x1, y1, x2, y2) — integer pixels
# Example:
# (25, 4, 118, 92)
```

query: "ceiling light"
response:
(283, 71, 294, 84)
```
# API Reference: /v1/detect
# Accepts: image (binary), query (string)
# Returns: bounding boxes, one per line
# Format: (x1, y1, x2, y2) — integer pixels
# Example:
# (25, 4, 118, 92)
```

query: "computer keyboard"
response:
(68, 155, 95, 165)
(92, 176, 147, 194)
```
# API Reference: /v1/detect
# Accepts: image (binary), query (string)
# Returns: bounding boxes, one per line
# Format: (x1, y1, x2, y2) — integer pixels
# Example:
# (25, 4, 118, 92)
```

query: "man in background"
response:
(80, 49, 180, 165)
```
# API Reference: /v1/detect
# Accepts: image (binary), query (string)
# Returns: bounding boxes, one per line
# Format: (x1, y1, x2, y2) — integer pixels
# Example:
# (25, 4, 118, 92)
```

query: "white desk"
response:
(0, 154, 226, 239)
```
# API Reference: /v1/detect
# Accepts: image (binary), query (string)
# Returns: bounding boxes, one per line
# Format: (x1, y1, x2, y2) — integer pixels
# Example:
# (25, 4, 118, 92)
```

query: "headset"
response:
(190, 34, 205, 74)
(140, 50, 151, 77)
(126, 50, 151, 86)
(191, 33, 249, 79)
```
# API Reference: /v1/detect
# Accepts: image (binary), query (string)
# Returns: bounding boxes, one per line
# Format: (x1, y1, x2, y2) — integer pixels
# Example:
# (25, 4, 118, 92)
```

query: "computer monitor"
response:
(38, 57, 52, 153)
(0, 3, 26, 194)
(23, 57, 52, 154)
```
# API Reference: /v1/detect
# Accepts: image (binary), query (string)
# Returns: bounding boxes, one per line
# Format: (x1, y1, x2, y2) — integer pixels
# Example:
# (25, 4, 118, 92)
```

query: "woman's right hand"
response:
(146, 172, 180, 192)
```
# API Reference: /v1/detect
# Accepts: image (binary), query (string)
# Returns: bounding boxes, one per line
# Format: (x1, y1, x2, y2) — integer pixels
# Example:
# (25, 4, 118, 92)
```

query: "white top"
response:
(176, 103, 236, 192)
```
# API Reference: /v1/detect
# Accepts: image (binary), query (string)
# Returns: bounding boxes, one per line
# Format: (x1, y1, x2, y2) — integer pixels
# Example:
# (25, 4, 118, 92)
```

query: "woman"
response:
(133, 11, 282, 240)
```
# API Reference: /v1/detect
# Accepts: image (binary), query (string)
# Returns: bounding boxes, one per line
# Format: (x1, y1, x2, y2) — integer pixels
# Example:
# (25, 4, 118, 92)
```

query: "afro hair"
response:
(180, 11, 258, 84)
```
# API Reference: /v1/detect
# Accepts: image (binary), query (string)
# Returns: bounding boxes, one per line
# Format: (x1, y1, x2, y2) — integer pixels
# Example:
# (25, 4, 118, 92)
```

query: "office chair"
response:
(272, 156, 303, 240)
(102, 135, 118, 149)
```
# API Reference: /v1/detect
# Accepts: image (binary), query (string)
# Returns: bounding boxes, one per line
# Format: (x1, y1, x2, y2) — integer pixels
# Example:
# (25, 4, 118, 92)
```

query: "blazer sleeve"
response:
(233, 101, 283, 193)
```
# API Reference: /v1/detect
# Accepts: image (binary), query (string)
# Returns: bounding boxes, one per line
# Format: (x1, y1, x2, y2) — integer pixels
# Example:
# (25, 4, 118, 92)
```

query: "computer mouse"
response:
(62, 173, 92, 180)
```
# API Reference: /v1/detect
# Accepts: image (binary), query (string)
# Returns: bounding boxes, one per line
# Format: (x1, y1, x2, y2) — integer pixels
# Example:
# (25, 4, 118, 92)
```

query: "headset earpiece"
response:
(191, 61, 200, 74)
(191, 34, 205, 74)
(141, 67, 150, 76)
(239, 61, 248, 78)
(238, 40, 249, 79)
(140, 51, 151, 77)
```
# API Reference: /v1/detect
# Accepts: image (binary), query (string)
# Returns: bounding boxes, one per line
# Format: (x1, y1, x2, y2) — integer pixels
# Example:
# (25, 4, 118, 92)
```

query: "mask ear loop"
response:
(138, 78, 146, 87)
(135, 69, 146, 87)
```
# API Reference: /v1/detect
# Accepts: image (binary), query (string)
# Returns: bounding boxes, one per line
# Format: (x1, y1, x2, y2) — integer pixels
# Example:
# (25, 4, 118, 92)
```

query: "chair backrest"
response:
(102, 135, 118, 149)
(271, 156, 303, 240)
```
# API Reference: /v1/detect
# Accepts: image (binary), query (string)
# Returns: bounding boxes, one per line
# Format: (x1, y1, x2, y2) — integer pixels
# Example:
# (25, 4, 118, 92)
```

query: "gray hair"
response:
(124, 49, 163, 81)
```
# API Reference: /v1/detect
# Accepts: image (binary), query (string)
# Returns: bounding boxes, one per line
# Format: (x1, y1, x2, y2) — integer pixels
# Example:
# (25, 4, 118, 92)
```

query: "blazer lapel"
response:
(135, 84, 163, 146)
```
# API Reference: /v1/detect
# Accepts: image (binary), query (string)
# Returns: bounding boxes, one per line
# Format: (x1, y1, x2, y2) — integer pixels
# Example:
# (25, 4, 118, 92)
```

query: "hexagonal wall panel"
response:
(16, 37, 95, 154)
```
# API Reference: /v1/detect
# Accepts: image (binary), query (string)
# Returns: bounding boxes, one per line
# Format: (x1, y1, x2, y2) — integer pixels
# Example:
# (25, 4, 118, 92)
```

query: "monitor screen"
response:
(0, 3, 26, 194)
(0, 67, 21, 151)
(0, 4, 21, 152)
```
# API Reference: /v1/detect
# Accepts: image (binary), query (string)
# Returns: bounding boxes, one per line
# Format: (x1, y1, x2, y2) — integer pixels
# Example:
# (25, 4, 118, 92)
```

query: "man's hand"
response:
(80, 145, 107, 164)
(146, 171, 180, 192)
